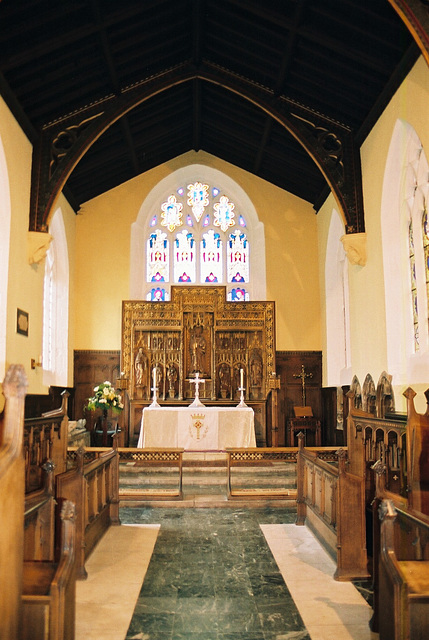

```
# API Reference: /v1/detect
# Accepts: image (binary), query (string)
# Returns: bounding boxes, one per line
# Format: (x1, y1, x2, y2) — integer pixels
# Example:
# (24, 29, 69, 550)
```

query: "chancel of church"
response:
(2, 2, 429, 639)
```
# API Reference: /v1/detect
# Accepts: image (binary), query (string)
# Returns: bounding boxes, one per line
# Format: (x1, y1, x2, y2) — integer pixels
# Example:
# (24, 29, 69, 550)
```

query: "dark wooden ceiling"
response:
(0, 0, 420, 212)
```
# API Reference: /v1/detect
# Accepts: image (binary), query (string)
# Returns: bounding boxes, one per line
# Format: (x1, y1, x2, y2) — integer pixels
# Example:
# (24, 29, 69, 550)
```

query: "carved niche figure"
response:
(167, 364, 178, 398)
(134, 347, 147, 386)
(190, 325, 206, 374)
(250, 356, 262, 387)
(218, 363, 231, 398)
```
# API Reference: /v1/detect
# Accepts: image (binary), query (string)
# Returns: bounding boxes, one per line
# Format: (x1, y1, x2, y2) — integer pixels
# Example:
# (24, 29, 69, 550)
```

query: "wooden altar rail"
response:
(0, 365, 26, 640)
(226, 447, 338, 499)
(21, 500, 77, 640)
(226, 447, 298, 499)
(24, 390, 69, 493)
(68, 446, 184, 501)
(296, 434, 369, 581)
(56, 445, 120, 579)
(378, 500, 429, 640)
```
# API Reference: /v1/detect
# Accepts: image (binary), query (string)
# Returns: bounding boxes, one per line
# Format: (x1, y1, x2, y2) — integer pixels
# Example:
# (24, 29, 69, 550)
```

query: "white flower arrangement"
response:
(86, 380, 124, 414)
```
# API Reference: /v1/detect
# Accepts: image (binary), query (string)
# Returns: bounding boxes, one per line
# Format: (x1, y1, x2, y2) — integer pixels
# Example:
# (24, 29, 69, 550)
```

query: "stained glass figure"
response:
(214, 195, 235, 232)
(227, 230, 249, 283)
(161, 195, 183, 232)
(187, 182, 209, 222)
(203, 213, 210, 227)
(409, 220, 419, 350)
(422, 206, 429, 316)
(201, 230, 222, 283)
(228, 287, 249, 301)
(147, 230, 169, 283)
(174, 230, 196, 283)
(150, 214, 157, 227)
(147, 287, 168, 302)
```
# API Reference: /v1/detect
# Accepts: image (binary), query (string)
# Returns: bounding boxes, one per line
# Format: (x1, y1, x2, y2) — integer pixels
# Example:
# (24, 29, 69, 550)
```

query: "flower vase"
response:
(101, 407, 108, 447)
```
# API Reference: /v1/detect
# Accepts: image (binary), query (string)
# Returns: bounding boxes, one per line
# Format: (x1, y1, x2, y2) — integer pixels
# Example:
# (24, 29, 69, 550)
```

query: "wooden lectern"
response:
(289, 406, 321, 447)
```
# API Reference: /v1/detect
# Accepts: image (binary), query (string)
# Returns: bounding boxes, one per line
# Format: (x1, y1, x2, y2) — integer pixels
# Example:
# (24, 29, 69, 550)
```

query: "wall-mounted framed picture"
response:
(17, 308, 29, 336)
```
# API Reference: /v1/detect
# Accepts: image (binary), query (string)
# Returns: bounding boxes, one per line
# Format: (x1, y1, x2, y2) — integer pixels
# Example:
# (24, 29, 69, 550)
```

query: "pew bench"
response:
(379, 500, 429, 640)
(21, 500, 76, 640)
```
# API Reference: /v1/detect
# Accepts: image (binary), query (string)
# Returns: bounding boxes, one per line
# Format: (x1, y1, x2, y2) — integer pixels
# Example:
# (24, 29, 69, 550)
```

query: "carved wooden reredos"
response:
(121, 286, 276, 403)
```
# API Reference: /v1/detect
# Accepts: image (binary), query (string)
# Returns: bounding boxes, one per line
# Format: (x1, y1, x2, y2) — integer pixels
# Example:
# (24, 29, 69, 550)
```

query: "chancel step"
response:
(119, 452, 297, 507)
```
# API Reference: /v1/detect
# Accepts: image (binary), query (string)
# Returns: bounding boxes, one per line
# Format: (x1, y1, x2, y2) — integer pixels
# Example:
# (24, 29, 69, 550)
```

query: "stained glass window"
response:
(214, 195, 235, 232)
(145, 182, 252, 300)
(201, 230, 222, 283)
(174, 230, 196, 283)
(161, 195, 183, 232)
(146, 287, 168, 302)
(147, 229, 169, 283)
(409, 221, 419, 349)
(227, 230, 249, 283)
(423, 206, 429, 313)
(187, 182, 209, 222)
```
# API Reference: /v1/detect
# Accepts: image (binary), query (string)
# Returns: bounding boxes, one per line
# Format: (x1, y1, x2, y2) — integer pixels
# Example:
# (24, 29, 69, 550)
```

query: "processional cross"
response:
(293, 364, 313, 406)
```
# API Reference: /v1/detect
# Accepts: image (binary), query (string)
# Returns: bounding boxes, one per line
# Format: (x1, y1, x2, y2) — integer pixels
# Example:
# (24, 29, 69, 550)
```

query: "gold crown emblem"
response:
(191, 413, 205, 421)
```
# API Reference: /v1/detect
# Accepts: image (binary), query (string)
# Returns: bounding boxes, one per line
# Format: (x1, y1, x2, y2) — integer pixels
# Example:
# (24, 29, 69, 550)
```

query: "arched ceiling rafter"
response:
(30, 60, 364, 234)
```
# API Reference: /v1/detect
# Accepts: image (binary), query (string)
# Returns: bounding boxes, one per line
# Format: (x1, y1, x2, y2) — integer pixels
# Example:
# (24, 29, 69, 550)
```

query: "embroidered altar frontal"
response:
(138, 406, 256, 450)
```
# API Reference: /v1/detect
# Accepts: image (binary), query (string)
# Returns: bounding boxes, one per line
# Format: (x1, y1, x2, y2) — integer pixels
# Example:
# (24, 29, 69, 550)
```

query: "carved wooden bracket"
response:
(29, 60, 365, 235)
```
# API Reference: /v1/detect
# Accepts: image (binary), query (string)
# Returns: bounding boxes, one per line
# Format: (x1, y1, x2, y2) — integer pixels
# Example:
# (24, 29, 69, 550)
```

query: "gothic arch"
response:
(30, 63, 364, 236)
(130, 163, 266, 301)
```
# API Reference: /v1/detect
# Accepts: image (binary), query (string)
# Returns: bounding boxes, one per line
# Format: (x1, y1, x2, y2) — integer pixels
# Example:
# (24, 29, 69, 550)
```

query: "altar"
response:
(137, 406, 256, 450)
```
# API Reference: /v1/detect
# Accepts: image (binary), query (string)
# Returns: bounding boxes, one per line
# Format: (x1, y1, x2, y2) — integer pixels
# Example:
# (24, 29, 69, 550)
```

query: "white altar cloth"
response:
(137, 406, 256, 450)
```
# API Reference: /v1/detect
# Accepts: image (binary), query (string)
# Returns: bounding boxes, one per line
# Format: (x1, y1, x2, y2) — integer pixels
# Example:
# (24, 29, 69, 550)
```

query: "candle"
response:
(240, 368, 244, 388)
(152, 367, 156, 389)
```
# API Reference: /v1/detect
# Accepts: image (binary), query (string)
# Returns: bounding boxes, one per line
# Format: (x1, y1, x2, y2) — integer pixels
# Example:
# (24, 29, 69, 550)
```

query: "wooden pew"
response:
(24, 390, 70, 493)
(56, 444, 120, 579)
(21, 500, 77, 640)
(369, 387, 429, 635)
(24, 459, 56, 561)
(378, 500, 429, 640)
(296, 433, 369, 581)
(0, 364, 27, 640)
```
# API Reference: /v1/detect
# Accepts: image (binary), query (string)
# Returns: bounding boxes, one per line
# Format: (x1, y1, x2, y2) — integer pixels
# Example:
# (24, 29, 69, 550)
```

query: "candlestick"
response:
(237, 367, 247, 407)
(149, 366, 160, 408)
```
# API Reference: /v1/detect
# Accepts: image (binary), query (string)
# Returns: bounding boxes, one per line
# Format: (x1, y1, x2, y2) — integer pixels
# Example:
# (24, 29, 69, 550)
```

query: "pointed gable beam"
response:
(388, 0, 429, 67)
(29, 60, 364, 234)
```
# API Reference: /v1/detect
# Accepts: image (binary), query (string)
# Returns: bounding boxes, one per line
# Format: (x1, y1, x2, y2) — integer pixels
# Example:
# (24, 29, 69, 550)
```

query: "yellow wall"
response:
(317, 56, 429, 412)
(75, 150, 321, 352)
(0, 97, 43, 393)
(0, 98, 76, 394)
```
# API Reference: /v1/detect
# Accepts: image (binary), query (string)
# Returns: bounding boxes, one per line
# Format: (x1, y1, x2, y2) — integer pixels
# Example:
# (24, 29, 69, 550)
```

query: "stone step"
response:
(119, 451, 297, 506)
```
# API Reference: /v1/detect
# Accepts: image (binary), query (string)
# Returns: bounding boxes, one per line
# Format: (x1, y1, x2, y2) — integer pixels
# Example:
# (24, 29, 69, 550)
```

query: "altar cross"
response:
(293, 364, 313, 406)
(189, 371, 206, 407)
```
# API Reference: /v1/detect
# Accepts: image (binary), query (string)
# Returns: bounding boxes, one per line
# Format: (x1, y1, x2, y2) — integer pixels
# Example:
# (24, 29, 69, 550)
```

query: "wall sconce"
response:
(31, 356, 42, 370)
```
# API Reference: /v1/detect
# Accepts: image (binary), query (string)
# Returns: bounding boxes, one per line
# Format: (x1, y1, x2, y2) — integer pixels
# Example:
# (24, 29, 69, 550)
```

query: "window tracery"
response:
(145, 182, 250, 301)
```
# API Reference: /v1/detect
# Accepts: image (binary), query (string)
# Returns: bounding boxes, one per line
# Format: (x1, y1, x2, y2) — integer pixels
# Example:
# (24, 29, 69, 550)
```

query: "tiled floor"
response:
(75, 507, 378, 640)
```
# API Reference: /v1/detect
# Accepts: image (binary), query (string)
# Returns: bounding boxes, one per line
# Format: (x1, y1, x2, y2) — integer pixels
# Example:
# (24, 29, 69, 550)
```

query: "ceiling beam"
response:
(29, 60, 365, 234)
(388, 0, 429, 67)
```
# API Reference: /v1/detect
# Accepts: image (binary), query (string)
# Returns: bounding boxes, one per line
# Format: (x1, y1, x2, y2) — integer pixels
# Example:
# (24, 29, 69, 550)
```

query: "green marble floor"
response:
(121, 506, 311, 640)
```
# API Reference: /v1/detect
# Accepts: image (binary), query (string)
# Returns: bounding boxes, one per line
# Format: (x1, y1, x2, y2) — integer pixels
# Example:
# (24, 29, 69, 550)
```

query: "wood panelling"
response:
(275, 351, 322, 446)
